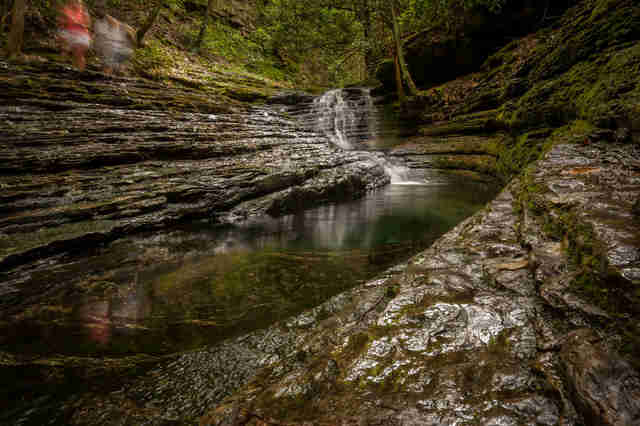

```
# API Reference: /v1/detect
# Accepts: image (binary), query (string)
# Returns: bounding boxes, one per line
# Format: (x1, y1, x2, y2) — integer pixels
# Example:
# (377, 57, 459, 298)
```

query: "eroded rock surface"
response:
(198, 141, 640, 426)
(14, 141, 635, 425)
(0, 61, 388, 274)
(0, 61, 391, 423)
(2, 0, 640, 423)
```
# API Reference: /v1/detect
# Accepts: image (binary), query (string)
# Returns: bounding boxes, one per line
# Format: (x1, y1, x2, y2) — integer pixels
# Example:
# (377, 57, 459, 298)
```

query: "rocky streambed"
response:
(199, 140, 640, 425)
(16, 136, 636, 425)
(0, 61, 389, 272)
(0, 62, 392, 286)
(0, 60, 395, 422)
(3, 0, 640, 421)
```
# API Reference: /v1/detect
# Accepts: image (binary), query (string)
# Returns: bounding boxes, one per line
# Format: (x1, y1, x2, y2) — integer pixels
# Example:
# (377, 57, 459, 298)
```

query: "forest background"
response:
(1, 0, 516, 92)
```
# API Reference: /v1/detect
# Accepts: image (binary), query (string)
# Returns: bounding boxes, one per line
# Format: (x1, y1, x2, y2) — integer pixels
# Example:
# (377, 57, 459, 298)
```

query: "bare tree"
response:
(6, 0, 25, 59)
(394, 49, 405, 104)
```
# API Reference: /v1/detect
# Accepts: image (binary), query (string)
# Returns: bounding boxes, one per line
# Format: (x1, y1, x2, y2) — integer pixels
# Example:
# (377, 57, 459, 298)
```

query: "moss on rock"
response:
(499, 0, 640, 133)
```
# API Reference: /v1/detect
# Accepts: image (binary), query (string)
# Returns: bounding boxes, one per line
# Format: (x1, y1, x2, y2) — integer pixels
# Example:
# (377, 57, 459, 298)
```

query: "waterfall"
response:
(313, 88, 373, 150)
(312, 88, 411, 184)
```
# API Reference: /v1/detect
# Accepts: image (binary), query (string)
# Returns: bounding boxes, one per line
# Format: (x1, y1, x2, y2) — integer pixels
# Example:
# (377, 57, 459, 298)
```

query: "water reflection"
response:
(2, 171, 498, 356)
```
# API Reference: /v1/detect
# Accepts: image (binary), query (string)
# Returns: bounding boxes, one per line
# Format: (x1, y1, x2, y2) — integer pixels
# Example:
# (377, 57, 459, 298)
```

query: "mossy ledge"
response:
(390, 0, 639, 184)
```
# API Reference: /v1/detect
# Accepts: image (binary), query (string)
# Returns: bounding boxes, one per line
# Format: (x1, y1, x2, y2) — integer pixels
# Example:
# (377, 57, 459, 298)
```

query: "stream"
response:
(1, 88, 499, 423)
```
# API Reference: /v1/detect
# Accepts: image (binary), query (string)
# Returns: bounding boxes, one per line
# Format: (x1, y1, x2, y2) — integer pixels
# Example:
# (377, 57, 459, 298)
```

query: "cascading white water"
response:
(313, 88, 411, 184)
(379, 157, 411, 183)
(313, 88, 370, 149)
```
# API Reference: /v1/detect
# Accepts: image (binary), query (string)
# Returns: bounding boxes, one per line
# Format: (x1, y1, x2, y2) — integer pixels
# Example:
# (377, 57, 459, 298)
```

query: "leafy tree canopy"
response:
(254, 0, 510, 86)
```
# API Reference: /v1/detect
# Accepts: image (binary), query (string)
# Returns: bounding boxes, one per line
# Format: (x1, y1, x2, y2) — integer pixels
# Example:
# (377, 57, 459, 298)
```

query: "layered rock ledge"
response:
(196, 140, 640, 426)
(58, 138, 638, 425)
(1, 0, 639, 423)
(0, 61, 389, 276)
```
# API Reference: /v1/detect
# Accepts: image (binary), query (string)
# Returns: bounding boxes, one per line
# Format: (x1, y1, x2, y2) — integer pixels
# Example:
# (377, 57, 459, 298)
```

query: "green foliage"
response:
(254, 0, 364, 86)
(198, 21, 252, 60)
(461, 0, 507, 13)
(6, 0, 515, 87)
(193, 19, 291, 82)
(131, 39, 174, 78)
(251, 0, 513, 86)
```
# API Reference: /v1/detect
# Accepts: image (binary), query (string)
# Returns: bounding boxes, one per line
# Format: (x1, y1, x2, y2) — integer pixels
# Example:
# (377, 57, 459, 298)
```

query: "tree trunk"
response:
(394, 50, 405, 105)
(196, 0, 216, 50)
(136, 1, 163, 47)
(356, 0, 373, 79)
(390, 0, 417, 97)
(6, 0, 25, 59)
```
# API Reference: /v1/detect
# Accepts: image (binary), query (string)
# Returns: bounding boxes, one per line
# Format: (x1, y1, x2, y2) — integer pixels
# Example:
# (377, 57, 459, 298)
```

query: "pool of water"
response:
(0, 170, 499, 357)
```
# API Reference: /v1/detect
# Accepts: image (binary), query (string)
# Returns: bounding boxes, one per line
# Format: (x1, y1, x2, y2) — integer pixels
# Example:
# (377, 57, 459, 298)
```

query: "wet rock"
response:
(63, 282, 367, 424)
(0, 62, 389, 275)
(524, 142, 640, 334)
(560, 329, 640, 426)
(266, 91, 316, 106)
(200, 187, 553, 424)
(0, 350, 168, 424)
(196, 138, 640, 425)
(3, 1, 640, 422)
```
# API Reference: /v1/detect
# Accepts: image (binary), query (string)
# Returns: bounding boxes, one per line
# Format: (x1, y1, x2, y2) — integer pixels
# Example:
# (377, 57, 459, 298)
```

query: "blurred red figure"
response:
(57, 0, 91, 70)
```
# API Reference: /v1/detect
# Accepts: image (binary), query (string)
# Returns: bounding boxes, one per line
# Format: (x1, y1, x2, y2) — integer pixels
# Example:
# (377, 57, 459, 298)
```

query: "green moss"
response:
(541, 213, 566, 241)
(507, 41, 639, 132)
(487, 330, 513, 357)
(488, 0, 640, 133)
(519, 191, 640, 367)
(516, 174, 629, 318)
(385, 285, 399, 298)
(500, 119, 597, 197)
(496, 129, 553, 181)
(574, 44, 640, 128)
(513, 168, 548, 218)
(221, 85, 273, 103)
(432, 154, 498, 176)
(132, 40, 175, 79)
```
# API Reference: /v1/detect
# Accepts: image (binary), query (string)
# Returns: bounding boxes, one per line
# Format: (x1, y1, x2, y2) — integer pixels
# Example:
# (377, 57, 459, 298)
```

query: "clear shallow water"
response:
(1, 170, 499, 357)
